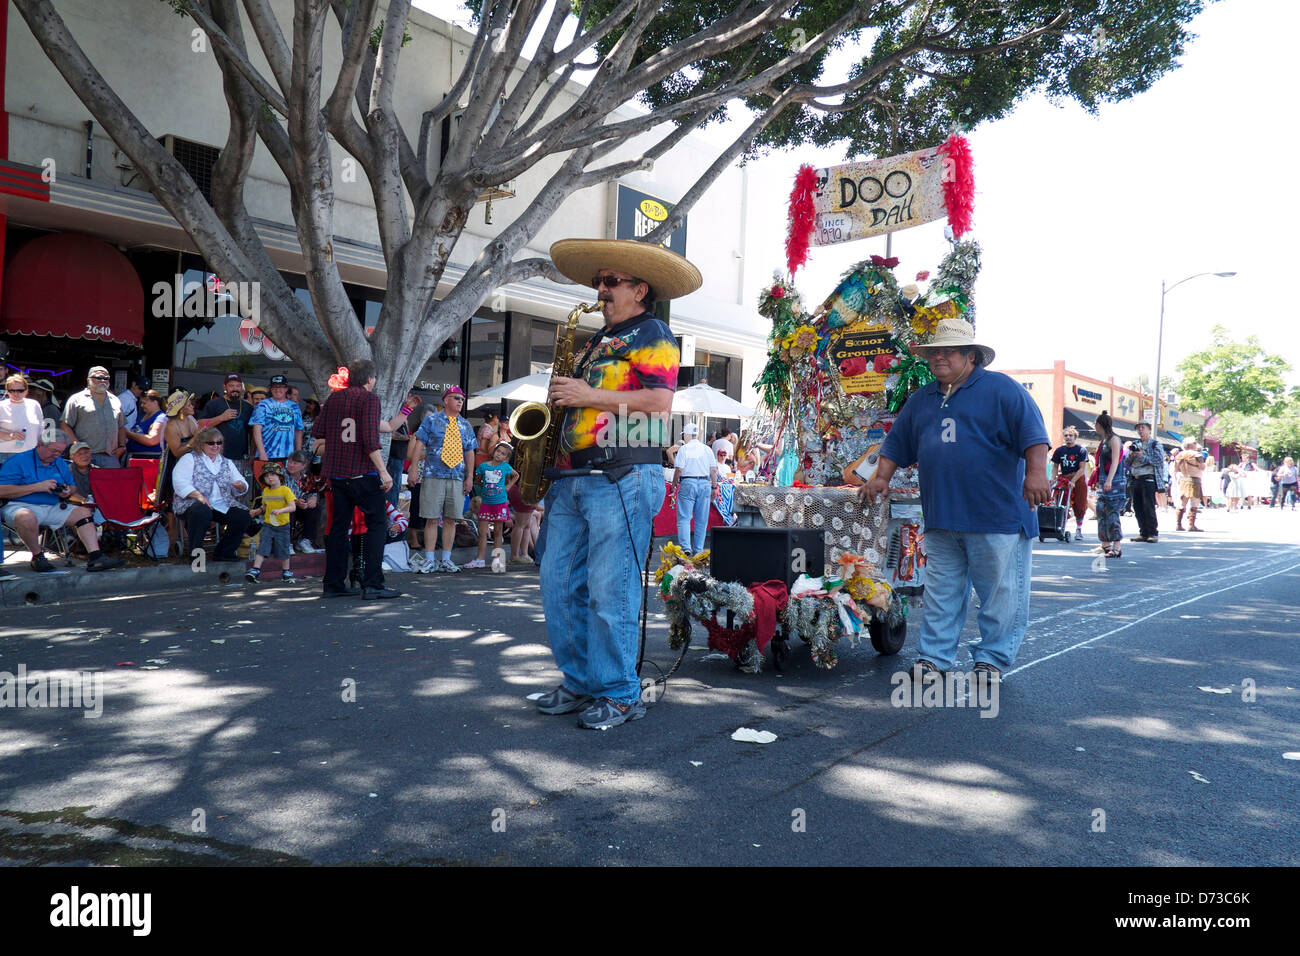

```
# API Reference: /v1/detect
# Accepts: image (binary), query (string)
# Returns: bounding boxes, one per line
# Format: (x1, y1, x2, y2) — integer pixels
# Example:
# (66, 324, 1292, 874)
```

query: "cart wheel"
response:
(869, 616, 907, 655)
(1063, 530, 1072, 542)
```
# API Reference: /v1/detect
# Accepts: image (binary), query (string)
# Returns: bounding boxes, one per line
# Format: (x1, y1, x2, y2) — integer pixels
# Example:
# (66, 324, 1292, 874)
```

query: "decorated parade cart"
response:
(659, 136, 982, 673)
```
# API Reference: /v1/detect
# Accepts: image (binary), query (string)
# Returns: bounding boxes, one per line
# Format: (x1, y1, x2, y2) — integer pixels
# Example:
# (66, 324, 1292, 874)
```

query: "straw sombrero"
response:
(910, 318, 995, 367)
(549, 239, 702, 300)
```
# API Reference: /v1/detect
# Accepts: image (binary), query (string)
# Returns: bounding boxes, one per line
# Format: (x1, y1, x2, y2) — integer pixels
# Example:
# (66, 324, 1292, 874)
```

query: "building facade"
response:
(1004, 360, 1203, 450)
(0, 1, 770, 424)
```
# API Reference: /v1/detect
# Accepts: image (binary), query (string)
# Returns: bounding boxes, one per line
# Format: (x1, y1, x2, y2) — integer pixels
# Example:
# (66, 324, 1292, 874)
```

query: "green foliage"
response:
(1172, 325, 1291, 421)
(369, 18, 413, 54)
(1257, 395, 1300, 461)
(576, 0, 1211, 159)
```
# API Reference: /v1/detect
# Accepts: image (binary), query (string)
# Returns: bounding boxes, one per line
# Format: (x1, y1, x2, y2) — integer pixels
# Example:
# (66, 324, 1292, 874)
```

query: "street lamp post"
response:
(1153, 271, 1236, 431)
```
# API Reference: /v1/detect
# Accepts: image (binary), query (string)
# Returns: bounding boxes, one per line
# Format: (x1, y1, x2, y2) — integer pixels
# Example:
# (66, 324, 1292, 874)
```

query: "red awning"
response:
(0, 232, 145, 347)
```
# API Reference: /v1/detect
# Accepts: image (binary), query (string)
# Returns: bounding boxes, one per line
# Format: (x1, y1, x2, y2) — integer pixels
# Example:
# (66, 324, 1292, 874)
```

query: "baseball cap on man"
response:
(88, 365, 110, 379)
(70, 441, 92, 455)
(269, 374, 289, 387)
(683, 422, 699, 436)
(31, 378, 56, 394)
(224, 373, 243, 383)
(131, 375, 150, 390)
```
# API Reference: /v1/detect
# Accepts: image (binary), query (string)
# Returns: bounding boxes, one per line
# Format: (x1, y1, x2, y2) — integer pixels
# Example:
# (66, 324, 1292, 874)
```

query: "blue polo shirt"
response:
(880, 365, 1049, 536)
(0, 448, 74, 506)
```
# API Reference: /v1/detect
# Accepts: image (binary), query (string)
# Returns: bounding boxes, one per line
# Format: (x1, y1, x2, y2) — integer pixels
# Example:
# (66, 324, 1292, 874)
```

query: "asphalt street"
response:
(1, 504, 1296, 867)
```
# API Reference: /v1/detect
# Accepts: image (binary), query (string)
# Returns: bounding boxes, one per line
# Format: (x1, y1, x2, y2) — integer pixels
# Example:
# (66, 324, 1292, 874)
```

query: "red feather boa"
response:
(940, 134, 975, 238)
(785, 164, 819, 275)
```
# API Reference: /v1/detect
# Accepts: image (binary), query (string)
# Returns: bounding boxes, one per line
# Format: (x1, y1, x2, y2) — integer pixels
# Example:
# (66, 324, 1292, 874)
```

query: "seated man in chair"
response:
(0, 433, 124, 572)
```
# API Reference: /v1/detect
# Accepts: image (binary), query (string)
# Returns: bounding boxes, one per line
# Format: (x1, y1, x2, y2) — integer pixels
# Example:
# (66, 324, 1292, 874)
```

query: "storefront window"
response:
(466, 315, 506, 401)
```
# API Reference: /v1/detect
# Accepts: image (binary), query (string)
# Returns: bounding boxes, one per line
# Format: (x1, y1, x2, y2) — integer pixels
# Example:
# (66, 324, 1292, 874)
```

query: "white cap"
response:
(683, 423, 699, 436)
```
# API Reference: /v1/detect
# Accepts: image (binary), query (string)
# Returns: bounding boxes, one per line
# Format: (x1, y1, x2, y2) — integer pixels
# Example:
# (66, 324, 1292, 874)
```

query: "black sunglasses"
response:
(204, 440, 224, 446)
(89, 375, 111, 381)
(5, 387, 27, 393)
(591, 275, 639, 290)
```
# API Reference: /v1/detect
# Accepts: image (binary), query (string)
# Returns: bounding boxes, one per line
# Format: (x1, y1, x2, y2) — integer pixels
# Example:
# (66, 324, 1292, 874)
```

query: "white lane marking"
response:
(1004, 560, 1300, 680)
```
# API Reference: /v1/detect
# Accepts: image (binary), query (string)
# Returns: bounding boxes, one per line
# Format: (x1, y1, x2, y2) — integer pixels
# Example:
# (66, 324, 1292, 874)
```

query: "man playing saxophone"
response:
(534, 238, 701, 730)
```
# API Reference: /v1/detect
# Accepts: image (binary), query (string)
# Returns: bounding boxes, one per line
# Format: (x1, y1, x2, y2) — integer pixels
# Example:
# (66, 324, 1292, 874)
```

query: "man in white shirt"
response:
(672, 422, 718, 554)
(711, 431, 736, 464)
(116, 376, 149, 431)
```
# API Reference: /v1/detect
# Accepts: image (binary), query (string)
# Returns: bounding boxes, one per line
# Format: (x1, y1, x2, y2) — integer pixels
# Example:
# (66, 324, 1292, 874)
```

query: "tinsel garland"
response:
(662, 567, 755, 651)
(887, 351, 935, 413)
(785, 164, 819, 275)
(782, 596, 843, 669)
(939, 134, 975, 238)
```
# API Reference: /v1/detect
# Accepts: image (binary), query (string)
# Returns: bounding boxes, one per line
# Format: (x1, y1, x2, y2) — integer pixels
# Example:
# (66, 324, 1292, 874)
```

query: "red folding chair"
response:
(128, 457, 162, 511)
(89, 467, 164, 561)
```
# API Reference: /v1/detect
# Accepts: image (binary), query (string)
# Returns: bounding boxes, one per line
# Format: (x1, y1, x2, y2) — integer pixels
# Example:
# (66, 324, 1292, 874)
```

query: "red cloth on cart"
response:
(701, 579, 789, 659)
(653, 481, 727, 537)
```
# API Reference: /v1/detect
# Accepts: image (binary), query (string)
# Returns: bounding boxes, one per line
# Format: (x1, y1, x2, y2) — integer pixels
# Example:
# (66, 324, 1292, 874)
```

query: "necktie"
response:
(441, 416, 463, 468)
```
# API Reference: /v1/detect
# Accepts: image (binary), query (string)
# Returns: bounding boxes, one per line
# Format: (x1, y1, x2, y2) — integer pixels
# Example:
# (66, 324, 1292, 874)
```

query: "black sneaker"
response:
(244, 568, 261, 583)
(31, 554, 57, 573)
(576, 697, 646, 730)
(281, 570, 295, 581)
(534, 685, 594, 716)
(86, 555, 124, 572)
(910, 658, 942, 682)
(361, 586, 400, 600)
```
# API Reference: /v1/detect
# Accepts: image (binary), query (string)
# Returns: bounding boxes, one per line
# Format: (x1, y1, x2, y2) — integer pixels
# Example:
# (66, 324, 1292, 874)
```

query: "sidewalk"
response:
(0, 539, 513, 609)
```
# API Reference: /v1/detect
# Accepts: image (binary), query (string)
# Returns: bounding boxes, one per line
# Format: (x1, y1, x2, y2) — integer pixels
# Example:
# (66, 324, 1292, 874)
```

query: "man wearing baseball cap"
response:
(859, 318, 1050, 688)
(60, 367, 126, 468)
(250, 374, 304, 467)
(199, 373, 254, 478)
(407, 386, 477, 572)
(117, 374, 151, 431)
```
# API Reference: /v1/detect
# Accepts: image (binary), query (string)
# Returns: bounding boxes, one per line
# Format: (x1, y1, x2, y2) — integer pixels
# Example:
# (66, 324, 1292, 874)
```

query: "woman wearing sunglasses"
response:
(0, 374, 44, 466)
(172, 426, 251, 562)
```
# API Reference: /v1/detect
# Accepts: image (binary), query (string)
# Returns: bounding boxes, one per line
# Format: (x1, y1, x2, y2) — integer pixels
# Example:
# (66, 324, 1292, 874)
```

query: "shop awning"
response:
(1062, 409, 1098, 439)
(1112, 420, 1141, 440)
(0, 232, 144, 347)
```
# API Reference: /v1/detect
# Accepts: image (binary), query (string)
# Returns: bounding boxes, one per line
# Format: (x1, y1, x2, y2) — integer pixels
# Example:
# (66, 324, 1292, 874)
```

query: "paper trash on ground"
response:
(731, 728, 777, 744)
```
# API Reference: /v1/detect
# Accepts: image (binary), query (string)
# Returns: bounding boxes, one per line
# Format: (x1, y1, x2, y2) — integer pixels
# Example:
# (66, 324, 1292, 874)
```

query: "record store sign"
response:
(613, 185, 688, 257)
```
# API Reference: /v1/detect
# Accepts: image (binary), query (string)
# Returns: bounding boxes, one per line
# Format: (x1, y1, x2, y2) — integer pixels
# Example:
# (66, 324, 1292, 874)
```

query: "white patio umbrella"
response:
(472, 370, 551, 404)
(671, 383, 756, 418)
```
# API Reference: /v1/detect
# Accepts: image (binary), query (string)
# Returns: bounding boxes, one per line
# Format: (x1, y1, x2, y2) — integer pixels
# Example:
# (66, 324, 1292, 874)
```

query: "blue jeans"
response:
(539, 463, 664, 705)
(675, 478, 711, 553)
(918, 529, 1032, 671)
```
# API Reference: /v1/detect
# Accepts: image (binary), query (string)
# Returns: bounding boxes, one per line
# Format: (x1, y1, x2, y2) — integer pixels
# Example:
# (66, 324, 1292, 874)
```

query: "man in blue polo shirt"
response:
(0, 433, 123, 572)
(860, 319, 1049, 685)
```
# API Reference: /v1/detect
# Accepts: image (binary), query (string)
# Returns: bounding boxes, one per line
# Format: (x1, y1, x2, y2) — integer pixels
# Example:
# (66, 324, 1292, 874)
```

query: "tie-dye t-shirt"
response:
(559, 313, 679, 456)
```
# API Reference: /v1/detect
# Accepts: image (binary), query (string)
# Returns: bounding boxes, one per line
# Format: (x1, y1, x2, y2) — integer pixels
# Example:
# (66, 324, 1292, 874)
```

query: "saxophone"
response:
(509, 301, 602, 505)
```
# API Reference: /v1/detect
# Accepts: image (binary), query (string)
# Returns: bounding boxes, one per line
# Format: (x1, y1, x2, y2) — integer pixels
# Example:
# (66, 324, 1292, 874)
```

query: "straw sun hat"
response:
(910, 318, 996, 367)
(549, 239, 702, 301)
(165, 390, 193, 417)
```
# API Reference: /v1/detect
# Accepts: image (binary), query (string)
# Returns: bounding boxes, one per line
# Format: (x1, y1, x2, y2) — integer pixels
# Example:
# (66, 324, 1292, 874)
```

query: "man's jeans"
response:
(540, 463, 664, 705)
(918, 529, 1033, 671)
(1131, 475, 1160, 538)
(675, 478, 711, 553)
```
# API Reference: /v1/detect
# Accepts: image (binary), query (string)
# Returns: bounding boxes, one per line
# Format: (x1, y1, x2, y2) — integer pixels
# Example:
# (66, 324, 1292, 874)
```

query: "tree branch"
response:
(240, 0, 293, 95)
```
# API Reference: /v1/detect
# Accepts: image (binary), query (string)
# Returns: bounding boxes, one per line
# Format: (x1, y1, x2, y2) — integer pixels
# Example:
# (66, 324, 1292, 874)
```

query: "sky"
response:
(418, 0, 1298, 392)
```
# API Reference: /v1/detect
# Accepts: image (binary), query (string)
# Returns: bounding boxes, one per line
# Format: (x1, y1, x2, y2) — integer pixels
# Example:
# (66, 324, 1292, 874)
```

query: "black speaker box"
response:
(709, 526, 825, 588)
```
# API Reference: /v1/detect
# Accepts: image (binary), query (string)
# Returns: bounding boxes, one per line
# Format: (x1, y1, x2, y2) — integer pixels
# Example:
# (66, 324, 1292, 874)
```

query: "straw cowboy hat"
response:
(549, 239, 703, 300)
(910, 318, 995, 367)
(165, 390, 194, 417)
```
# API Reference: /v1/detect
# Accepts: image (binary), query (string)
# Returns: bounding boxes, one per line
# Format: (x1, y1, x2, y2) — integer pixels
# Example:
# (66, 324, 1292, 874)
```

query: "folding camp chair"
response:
(89, 467, 164, 561)
(128, 456, 162, 511)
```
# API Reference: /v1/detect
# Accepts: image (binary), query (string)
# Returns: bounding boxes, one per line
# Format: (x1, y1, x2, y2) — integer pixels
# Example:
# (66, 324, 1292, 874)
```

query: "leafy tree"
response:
(1173, 326, 1291, 435)
(1257, 395, 1300, 461)
(12, 0, 1212, 410)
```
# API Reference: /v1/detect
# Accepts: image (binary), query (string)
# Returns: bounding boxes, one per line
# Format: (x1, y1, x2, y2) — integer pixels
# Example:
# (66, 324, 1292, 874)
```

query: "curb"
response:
(0, 544, 513, 608)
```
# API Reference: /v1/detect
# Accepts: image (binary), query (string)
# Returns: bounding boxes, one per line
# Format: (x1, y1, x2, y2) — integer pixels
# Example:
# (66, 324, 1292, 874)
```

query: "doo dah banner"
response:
(784, 135, 973, 272)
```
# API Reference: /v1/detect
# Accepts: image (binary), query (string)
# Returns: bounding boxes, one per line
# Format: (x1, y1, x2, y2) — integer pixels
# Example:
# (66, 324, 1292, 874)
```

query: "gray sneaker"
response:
(534, 685, 594, 715)
(576, 696, 646, 730)
(438, 559, 461, 573)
